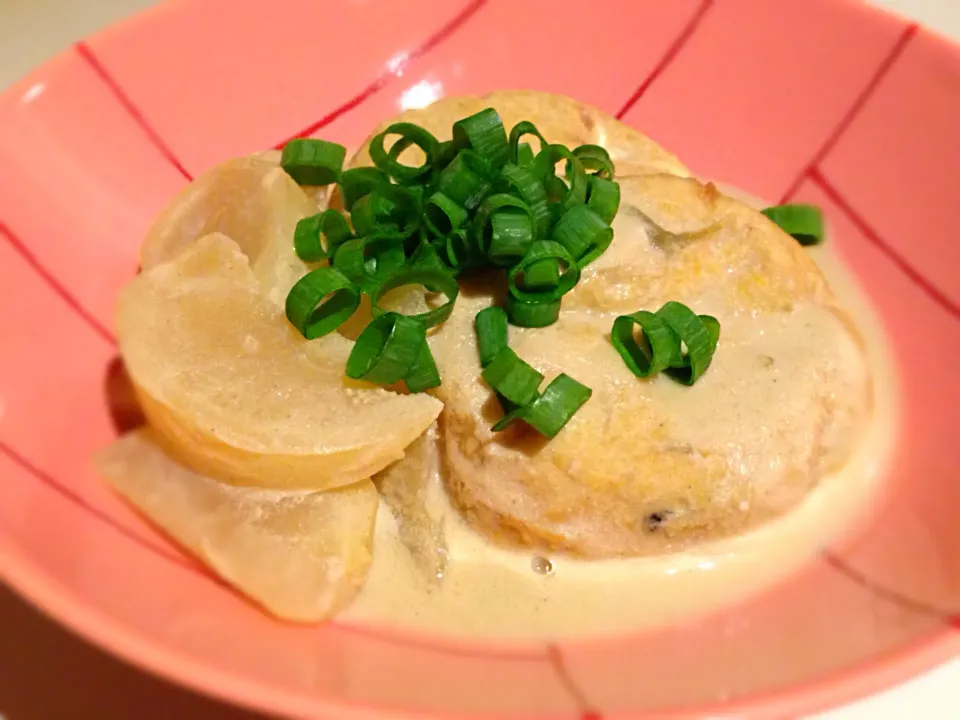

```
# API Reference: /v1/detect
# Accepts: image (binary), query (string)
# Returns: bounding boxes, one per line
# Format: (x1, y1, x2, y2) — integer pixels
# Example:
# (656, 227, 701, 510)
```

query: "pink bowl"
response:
(2, 0, 960, 717)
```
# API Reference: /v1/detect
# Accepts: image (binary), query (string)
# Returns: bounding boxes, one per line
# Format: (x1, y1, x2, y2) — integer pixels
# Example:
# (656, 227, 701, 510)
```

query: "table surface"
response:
(2, 1, 959, 718)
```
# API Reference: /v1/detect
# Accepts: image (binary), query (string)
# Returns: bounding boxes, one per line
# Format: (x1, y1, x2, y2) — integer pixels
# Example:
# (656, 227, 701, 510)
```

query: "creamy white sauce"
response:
(340, 213, 897, 641)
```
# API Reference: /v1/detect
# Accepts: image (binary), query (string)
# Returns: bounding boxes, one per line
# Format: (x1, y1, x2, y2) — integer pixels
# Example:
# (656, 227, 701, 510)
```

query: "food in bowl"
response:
(97, 90, 882, 636)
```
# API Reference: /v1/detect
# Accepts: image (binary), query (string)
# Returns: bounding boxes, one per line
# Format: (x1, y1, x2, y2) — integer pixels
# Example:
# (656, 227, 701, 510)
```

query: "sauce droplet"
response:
(531, 556, 554, 576)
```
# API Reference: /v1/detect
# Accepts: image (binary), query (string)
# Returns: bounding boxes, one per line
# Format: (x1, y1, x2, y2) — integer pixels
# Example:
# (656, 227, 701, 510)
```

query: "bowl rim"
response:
(3, 0, 960, 716)
(4, 532, 960, 719)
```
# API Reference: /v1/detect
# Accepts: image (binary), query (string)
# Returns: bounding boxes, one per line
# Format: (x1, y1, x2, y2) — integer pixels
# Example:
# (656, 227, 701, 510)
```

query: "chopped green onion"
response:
(492, 373, 592, 438)
(444, 228, 481, 272)
(509, 121, 547, 164)
(656, 301, 721, 385)
(586, 176, 621, 225)
(346, 312, 426, 385)
(338, 167, 389, 211)
(332, 235, 405, 289)
(405, 184, 427, 225)
(350, 185, 420, 239)
(489, 211, 534, 267)
(387, 136, 415, 160)
(498, 162, 552, 238)
(572, 144, 615, 179)
(452, 108, 510, 169)
(435, 139, 458, 168)
(508, 241, 579, 302)
(281, 110, 641, 412)
(371, 267, 459, 329)
(424, 191, 469, 237)
(506, 294, 561, 328)
(437, 150, 494, 211)
(404, 341, 441, 393)
(293, 209, 352, 262)
(472, 193, 533, 263)
(369, 122, 440, 183)
(610, 302, 721, 385)
(281, 138, 346, 186)
(522, 258, 560, 290)
(610, 310, 682, 378)
(516, 142, 535, 167)
(533, 144, 588, 215)
(475, 306, 508, 368)
(409, 241, 448, 272)
(761, 204, 824, 246)
(285, 267, 360, 340)
(293, 213, 327, 263)
(543, 173, 569, 203)
(481, 347, 543, 406)
(552, 205, 613, 267)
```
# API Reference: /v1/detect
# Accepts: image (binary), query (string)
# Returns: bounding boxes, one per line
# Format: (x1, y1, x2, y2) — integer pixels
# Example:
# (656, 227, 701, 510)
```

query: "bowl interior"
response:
(2, 0, 960, 718)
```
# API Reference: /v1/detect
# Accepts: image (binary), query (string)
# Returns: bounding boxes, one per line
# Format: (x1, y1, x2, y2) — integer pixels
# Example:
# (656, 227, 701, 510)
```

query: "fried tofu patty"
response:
(348, 91, 872, 557)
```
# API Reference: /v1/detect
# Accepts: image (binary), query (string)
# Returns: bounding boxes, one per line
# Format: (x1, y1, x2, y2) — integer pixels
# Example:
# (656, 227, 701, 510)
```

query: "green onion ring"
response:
(281, 138, 347, 186)
(452, 108, 510, 169)
(552, 204, 614, 267)
(434, 139, 458, 168)
(508, 241, 580, 302)
(332, 235, 406, 290)
(444, 228, 481, 272)
(761, 204, 825, 246)
(472, 193, 533, 261)
(516, 142, 535, 167)
(610, 310, 683, 378)
(371, 267, 460, 329)
(424, 191, 469, 237)
(350, 184, 421, 239)
(293, 209, 352, 262)
(481, 347, 543, 407)
(492, 373, 592, 438)
(387, 136, 414, 160)
(509, 121, 547, 164)
(506, 294, 561, 328)
(337, 167, 390, 211)
(369, 122, 440, 183)
(586, 176, 621, 225)
(610, 302, 721, 385)
(572, 144, 615, 179)
(488, 211, 534, 267)
(474, 306, 508, 368)
(522, 258, 560, 290)
(498, 162, 552, 238)
(437, 149, 494, 211)
(408, 241, 448, 272)
(404, 341, 441, 393)
(285, 267, 360, 340)
(543, 173, 568, 203)
(532, 144, 588, 215)
(656, 301, 721, 385)
(345, 312, 426, 385)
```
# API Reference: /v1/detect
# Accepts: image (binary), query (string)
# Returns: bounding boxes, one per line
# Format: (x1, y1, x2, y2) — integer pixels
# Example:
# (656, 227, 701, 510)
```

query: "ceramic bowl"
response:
(2, 0, 959, 717)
